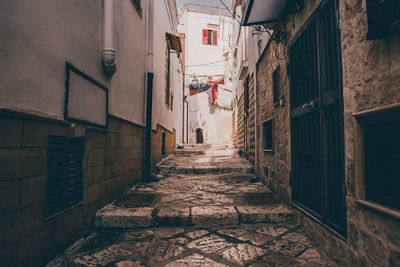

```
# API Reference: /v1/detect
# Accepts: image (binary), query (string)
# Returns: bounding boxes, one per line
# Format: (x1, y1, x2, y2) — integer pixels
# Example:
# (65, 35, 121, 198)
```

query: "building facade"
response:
(232, 0, 400, 265)
(0, 0, 183, 265)
(179, 4, 234, 145)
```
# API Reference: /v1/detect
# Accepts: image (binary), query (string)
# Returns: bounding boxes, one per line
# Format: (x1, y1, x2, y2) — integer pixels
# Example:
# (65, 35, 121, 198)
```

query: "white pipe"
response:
(147, 0, 154, 73)
(102, 0, 116, 76)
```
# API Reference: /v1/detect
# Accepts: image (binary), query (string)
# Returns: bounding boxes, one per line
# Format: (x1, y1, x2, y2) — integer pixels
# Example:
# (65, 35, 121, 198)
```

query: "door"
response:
(289, 0, 346, 235)
(196, 129, 203, 144)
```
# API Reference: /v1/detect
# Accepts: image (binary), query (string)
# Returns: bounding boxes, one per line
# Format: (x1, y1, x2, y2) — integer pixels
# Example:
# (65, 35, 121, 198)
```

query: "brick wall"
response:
(0, 111, 145, 266)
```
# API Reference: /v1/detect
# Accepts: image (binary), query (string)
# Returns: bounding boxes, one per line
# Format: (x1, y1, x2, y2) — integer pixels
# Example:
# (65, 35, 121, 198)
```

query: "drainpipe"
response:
(144, 0, 154, 179)
(102, 0, 116, 77)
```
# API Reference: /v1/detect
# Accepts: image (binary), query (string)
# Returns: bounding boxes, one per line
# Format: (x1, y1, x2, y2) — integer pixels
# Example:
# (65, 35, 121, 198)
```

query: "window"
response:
(165, 46, 171, 108)
(262, 119, 273, 151)
(357, 107, 400, 210)
(366, 0, 400, 39)
(132, 0, 142, 17)
(272, 66, 280, 104)
(45, 135, 85, 217)
(202, 29, 218, 45)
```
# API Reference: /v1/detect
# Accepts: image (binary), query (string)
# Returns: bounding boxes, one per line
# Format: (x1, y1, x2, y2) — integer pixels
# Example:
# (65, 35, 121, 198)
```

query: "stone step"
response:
(173, 149, 205, 156)
(156, 164, 253, 174)
(95, 204, 293, 229)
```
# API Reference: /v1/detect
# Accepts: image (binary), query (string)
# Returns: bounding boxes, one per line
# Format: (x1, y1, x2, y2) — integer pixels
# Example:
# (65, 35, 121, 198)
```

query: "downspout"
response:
(102, 0, 116, 76)
(144, 0, 154, 179)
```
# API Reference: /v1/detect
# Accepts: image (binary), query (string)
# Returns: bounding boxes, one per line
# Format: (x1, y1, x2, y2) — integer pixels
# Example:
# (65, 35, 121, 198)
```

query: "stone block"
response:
(111, 162, 124, 177)
(120, 135, 133, 148)
(86, 183, 100, 204)
(105, 148, 117, 164)
(0, 243, 17, 267)
(118, 148, 131, 161)
(86, 165, 105, 186)
(108, 119, 121, 134)
(62, 207, 85, 242)
(120, 123, 132, 135)
(237, 205, 293, 223)
(164, 254, 228, 267)
(17, 219, 63, 266)
(0, 204, 44, 248)
(88, 148, 105, 167)
(0, 180, 20, 214)
(95, 205, 153, 228)
(20, 175, 46, 207)
(222, 244, 266, 265)
(88, 131, 106, 148)
(23, 120, 70, 147)
(134, 136, 144, 148)
(0, 116, 22, 147)
(130, 148, 143, 160)
(191, 206, 238, 226)
(0, 148, 46, 181)
(155, 207, 190, 226)
(106, 133, 120, 148)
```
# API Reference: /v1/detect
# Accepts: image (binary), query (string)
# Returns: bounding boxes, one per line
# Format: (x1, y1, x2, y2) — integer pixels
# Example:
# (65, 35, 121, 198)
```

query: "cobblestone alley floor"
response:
(48, 145, 337, 267)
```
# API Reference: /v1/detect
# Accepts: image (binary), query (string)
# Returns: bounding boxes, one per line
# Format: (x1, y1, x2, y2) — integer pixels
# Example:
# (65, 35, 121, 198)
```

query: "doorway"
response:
(196, 128, 203, 144)
(289, 0, 346, 236)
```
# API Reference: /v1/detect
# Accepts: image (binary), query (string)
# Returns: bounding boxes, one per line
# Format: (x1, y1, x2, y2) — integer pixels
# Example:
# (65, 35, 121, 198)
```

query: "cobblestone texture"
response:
(47, 145, 337, 266)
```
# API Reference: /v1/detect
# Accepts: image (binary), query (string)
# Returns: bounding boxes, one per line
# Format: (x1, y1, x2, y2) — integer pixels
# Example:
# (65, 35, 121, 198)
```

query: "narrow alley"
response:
(48, 145, 335, 266)
(1, 0, 399, 266)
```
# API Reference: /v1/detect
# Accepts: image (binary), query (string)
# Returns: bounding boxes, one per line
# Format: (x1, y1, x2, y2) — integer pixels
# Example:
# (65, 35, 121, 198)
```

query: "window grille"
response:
(45, 135, 85, 217)
(262, 120, 273, 151)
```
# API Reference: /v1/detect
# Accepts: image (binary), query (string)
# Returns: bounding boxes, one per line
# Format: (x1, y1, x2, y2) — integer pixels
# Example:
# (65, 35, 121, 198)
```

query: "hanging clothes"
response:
(209, 77, 225, 104)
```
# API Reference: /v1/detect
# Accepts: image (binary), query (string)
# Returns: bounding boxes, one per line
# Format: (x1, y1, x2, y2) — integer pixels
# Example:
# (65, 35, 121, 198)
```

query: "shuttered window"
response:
(202, 29, 218, 45)
(45, 135, 85, 217)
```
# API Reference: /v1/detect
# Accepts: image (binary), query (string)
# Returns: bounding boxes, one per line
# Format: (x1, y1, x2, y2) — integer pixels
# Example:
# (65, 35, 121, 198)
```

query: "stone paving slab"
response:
(48, 223, 338, 267)
(48, 146, 338, 266)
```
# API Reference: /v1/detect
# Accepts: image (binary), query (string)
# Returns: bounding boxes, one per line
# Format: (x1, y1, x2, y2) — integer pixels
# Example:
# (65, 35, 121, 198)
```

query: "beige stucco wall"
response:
(0, 0, 105, 120)
(0, 0, 149, 126)
(151, 0, 183, 134)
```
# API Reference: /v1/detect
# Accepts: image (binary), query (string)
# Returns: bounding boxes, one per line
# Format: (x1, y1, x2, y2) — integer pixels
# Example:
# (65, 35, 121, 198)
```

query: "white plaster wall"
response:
(0, 0, 105, 120)
(0, 0, 149, 126)
(180, 11, 233, 145)
(151, 0, 184, 139)
(111, 0, 147, 125)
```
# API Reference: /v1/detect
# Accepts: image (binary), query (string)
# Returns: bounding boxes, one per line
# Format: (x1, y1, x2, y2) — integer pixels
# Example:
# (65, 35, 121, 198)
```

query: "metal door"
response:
(289, 0, 346, 235)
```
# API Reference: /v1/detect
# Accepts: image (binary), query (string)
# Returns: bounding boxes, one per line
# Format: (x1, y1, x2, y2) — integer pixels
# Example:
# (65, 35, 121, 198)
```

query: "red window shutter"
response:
(202, 29, 208, 44)
(212, 30, 218, 45)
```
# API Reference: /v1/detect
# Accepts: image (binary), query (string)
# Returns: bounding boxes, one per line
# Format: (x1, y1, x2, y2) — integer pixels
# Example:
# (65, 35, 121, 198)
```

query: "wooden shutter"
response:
(212, 30, 218, 45)
(202, 29, 208, 44)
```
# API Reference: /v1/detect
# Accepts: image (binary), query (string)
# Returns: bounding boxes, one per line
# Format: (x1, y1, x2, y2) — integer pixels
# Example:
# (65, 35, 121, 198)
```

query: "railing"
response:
(186, 3, 231, 17)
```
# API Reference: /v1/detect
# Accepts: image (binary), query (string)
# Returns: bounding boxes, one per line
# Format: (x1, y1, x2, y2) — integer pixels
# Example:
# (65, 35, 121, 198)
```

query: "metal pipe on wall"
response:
(144, 0, 154, 179)
(102, 0, 116, 76)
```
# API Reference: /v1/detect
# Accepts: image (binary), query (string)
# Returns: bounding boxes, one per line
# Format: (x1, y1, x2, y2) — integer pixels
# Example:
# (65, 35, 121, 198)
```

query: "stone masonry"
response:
(47, 145, 337, 266)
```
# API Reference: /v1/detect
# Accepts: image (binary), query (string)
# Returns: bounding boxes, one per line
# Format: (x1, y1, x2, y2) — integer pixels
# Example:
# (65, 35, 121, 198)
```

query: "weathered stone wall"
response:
(248, 75, 256, 164)
(237, 94, 245, 152)
(0, 111, 148, 266)
(255, 0, 400, 266)
(339, 0, 400, 265)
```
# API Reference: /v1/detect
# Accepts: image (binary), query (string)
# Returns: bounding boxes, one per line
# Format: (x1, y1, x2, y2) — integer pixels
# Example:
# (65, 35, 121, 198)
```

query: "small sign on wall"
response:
(64, 62, 108, 128)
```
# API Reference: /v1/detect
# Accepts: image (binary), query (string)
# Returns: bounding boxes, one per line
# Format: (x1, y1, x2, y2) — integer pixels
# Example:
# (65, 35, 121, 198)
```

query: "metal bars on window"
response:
(289, 0, 346, 236)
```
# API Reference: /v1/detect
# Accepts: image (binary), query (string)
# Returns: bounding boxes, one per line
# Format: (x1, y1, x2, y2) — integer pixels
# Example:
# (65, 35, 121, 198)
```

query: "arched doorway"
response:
(196, 129, 203, 144)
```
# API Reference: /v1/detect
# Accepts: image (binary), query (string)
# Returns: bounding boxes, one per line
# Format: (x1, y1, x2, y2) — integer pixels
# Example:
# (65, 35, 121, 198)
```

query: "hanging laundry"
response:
(189, 82, 211, 96)
(209, 77, 225, 104)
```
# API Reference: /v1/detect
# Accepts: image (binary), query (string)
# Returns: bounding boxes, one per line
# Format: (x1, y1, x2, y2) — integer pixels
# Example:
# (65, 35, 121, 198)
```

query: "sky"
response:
(176, 0, 232, 16)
